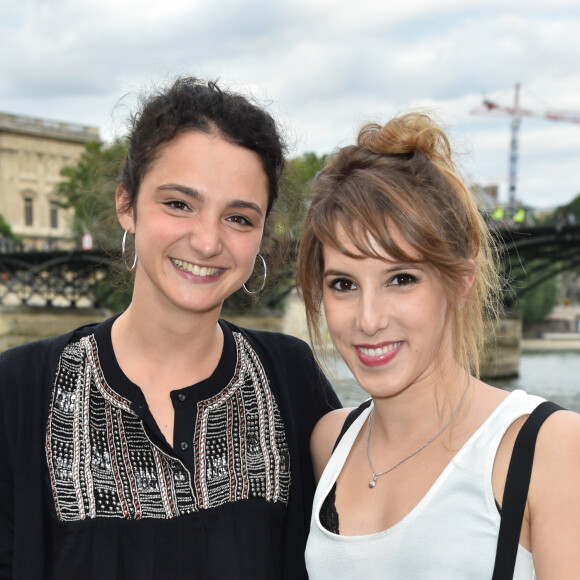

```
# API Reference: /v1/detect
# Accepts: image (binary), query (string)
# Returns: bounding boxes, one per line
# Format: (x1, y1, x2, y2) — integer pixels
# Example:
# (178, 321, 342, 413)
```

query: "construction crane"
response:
(472, 83, 580, 206)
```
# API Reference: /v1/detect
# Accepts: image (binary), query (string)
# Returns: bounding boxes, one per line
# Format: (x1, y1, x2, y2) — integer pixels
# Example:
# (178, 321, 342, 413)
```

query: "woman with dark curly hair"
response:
(0, 77, 339, 580)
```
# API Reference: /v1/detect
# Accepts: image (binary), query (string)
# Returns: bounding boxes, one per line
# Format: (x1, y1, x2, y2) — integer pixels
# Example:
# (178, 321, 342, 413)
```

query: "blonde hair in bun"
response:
(358, 113, 450, 158)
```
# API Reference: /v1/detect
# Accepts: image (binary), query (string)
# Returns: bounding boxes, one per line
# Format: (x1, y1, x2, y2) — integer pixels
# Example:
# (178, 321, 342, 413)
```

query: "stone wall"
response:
(0, 306, 109, 352)
(481, 317, 522, 379)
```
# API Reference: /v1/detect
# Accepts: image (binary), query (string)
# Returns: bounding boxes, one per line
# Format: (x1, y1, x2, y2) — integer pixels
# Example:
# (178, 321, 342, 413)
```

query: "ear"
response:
(116, 184, 135, 233)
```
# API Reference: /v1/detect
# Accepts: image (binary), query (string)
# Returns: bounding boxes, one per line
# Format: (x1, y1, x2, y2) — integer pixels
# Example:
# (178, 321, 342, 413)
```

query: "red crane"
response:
(472, 83, 580, 206)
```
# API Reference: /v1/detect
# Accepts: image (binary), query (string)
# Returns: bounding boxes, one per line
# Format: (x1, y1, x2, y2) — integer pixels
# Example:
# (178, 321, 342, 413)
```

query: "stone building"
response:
(0, 112, 100, 250)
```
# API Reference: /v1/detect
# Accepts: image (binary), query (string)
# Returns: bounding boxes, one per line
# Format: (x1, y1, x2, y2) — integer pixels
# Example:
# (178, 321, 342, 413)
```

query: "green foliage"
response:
(0, 213, 19, 240)
(537, 192, 580, 226)
(56, 139, 128, 251)
(277, 152, 327, 238)
(514, 274, 559, 323)
(505, 193, 579, 319)
(223, 152, 327, 315)
(56, 139, 131, 311)
(559, 192, 580, 215)
(92, 273, 134, 314)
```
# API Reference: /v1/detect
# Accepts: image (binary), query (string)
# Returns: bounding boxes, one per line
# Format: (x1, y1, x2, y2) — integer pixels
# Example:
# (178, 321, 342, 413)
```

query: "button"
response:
(177, 393, 186, 402)
(180, 442, 189, 451)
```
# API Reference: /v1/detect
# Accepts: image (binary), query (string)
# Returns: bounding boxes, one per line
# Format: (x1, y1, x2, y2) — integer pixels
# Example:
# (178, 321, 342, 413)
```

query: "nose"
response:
(189, 216, 223, 259)
(357, 288, 390, 337)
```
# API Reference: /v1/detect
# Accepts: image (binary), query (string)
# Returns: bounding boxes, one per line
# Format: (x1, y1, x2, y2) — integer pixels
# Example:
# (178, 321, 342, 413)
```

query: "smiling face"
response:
(117, 130, 269, 318)
(322, 228, 456, 399)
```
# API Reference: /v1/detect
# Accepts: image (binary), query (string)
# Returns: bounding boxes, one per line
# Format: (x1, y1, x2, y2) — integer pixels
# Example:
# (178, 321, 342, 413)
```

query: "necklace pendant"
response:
(369, 476, 377, 489)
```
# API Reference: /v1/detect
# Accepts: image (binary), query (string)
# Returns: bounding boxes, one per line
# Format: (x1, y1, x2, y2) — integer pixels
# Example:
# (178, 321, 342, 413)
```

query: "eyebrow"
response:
(323, 264, 424, 277)
(157, 183, 202, 199)
(226, 200, 264, 217)
(323, 269, 351, 278)
(157, 183, 264, 217)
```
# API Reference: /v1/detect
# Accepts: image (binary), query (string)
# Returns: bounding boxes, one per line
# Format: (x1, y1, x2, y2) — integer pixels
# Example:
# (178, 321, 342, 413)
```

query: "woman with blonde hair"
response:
(298, 112, 580, 578)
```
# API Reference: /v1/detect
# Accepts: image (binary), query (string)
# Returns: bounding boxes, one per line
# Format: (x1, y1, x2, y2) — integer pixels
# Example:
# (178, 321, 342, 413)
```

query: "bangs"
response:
(310, 186, 426, 266)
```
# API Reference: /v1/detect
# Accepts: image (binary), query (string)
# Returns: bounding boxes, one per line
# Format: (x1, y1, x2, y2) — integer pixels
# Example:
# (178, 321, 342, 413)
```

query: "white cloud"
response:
(1, 0, 579, 207)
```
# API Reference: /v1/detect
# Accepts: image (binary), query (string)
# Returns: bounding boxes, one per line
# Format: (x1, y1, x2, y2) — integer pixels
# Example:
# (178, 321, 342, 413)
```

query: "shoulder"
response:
(0, 333, 66, 369)
(0, 334, 70, 441)
(531, 407, 580, 495)
(526, 408, 580, 574)
(532, 407, 580, 475)
(229, 321, 313, 358)
(0, 318, 107, 387)
(224, 320, 321, 375)
(310, 407, 355, 482)
(311, 407, 355, 449)
(525, 406, 580, 473)
(310, 399, 373, 481)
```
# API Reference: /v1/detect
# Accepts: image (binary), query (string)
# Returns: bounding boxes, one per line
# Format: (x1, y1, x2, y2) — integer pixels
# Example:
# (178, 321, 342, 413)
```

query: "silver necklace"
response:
(367, 376, 471, 489)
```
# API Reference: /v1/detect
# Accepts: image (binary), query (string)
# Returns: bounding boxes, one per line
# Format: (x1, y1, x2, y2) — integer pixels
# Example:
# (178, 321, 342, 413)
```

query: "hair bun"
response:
(357, 112, 452, 164)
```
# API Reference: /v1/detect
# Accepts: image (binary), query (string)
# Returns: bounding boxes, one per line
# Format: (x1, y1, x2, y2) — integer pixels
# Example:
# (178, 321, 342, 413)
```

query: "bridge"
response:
(0, 249, 119, 308)
(492, 224, 580, 306)
(0, 224, 579, 309)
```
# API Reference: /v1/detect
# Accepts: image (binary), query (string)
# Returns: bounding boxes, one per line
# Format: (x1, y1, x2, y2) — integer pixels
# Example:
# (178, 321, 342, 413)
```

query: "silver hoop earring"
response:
(122, 230, 138, 271)
(243, 254, 267, 295)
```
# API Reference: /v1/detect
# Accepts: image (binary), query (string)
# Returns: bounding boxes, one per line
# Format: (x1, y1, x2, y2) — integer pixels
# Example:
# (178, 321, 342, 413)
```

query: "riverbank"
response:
(522, 337, 580, 352)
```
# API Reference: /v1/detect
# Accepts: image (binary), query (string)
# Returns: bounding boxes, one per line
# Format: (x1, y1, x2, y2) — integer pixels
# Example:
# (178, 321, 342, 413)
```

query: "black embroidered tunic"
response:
(0, 316, 340, 580)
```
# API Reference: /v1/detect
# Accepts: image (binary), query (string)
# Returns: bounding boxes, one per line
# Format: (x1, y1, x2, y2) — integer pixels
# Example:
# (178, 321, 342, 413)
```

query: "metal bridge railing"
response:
(0, 250, 118, 308)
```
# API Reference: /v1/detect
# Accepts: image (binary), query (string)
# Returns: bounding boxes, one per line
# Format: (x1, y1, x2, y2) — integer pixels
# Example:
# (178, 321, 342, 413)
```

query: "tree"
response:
(276, 152, 327, 238)
(537, 192, 580, 226)
(223, 152, 327, 315)
(518, 192, 580, 319)
(514, 273, 559, 324)
(560, 193, 580, 226)
(0, 213, 22, 252)
(56, 139, 131, 311)
(0, 213, 18, 239)
(56, 139, 128, 251)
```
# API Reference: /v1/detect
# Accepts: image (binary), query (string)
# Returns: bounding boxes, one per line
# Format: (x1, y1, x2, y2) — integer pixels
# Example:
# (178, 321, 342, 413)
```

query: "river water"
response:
(327, 350, 580, 413)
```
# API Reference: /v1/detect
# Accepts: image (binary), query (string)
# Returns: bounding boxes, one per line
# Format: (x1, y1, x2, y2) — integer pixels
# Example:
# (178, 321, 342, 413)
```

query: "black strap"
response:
(492, 401, 564, 579)
(332, 399, 372, 452)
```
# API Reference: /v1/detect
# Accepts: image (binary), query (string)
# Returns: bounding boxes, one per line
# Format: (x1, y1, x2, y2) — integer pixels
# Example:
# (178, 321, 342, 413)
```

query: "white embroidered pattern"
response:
(46, 332, 290, 521)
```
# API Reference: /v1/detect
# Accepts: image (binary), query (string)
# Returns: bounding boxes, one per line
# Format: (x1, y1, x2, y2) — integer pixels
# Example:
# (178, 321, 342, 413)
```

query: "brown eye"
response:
(165, 200, 190, 211)
(227, 215, 253, 226)
(330, 278, 356, 292)
(390, 273, 417, 287)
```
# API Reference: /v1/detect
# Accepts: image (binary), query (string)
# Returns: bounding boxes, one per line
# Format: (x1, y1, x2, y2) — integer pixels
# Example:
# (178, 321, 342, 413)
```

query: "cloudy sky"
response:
(1, 0, 579, 209)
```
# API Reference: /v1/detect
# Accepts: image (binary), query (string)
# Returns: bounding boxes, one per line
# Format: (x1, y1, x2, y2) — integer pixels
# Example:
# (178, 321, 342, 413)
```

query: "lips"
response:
(355, 341, 403, 367)
(171, 258, 222, 277)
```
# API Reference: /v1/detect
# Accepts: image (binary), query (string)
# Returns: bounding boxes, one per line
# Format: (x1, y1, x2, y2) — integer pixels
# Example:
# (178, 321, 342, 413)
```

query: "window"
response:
(50, 200, 58, 229)
(24, 197, 33, 226)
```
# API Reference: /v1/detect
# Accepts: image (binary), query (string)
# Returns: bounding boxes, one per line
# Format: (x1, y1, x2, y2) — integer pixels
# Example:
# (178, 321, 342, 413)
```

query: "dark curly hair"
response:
(118, 77, 286, 217)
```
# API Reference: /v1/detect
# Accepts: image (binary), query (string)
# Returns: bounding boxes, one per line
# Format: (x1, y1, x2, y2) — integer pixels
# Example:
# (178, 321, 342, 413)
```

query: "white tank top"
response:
(306, 390, 543, 579)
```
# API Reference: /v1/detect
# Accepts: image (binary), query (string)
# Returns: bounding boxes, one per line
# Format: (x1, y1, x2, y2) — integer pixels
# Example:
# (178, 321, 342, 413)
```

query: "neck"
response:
(371, 364, 470, 440)
(112, 299, 224, 376)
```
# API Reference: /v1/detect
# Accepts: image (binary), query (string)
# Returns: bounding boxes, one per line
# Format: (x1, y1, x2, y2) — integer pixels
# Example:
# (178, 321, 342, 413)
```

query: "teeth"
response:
(171, 259, 220, 277)
(358, 342, 402, 357)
